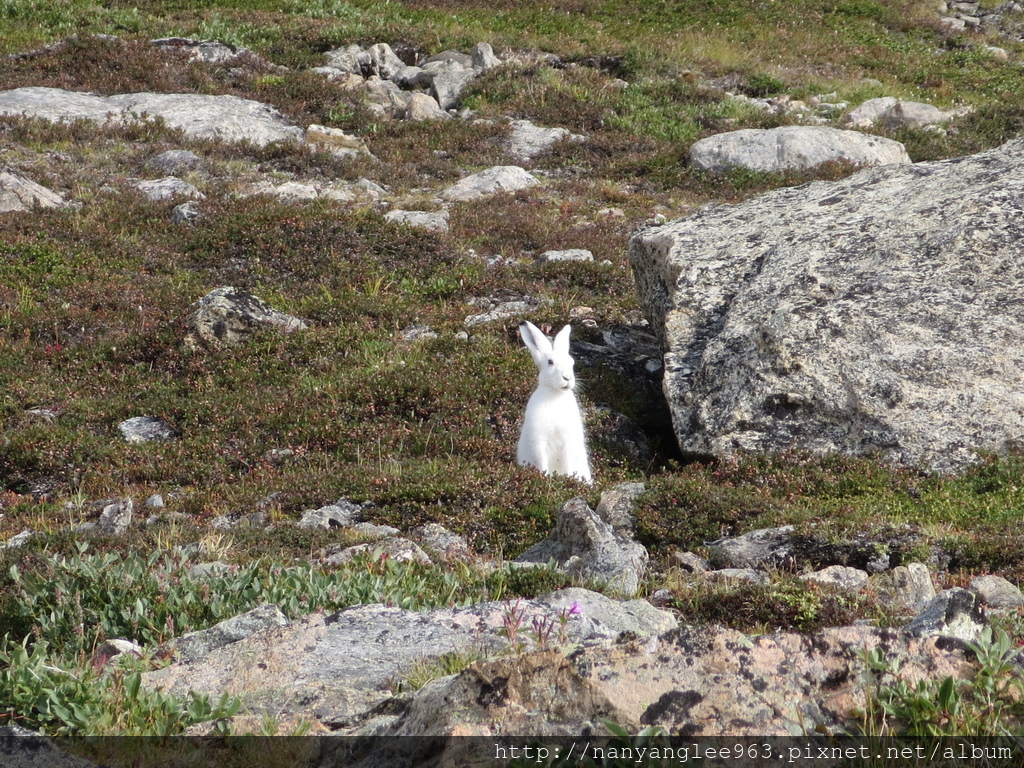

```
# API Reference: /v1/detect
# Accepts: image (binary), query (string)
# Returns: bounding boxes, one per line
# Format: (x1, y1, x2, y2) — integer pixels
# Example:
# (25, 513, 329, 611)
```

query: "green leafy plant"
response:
(863, 627, 1024, 738)
(0, 636, 240, 735)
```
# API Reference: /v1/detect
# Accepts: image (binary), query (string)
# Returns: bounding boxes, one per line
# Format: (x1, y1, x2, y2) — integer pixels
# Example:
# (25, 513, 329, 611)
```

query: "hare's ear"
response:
(553, 325, 572, 356)
(520, 321, 552, 363)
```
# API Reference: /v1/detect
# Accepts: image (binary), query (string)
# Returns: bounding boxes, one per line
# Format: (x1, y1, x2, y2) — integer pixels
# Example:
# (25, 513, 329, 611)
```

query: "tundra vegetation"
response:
(1, 0, 1024, 741)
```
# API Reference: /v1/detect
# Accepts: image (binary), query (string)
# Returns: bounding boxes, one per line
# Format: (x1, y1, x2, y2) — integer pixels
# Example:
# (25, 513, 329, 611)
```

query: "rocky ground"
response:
(3, 1, 1024, 759)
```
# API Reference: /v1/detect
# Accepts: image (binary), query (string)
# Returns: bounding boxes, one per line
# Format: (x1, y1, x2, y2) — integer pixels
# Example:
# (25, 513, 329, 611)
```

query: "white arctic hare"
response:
(516, 321, 592, 483)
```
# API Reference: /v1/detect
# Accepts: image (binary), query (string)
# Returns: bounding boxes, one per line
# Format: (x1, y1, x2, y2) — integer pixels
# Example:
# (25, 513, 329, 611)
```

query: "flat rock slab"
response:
(141, 589, 676, 728)
(689, 125, 910, 173)
(372, 623, 975, 738)
(0, 87, 304, 147)
(630, 135, 1024, 472)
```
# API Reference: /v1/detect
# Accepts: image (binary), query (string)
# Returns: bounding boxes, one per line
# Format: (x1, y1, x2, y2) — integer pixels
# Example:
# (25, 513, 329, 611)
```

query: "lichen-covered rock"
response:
(185, 286, 308, 351)
(868, 563, 936, 613)
(441, 165, 540, 201)
(383, 209, 449, 232)
(800, 565, 869, 592)
(136, 176, 204, 201)
(688, 125, 910, 172)
(141, 589, 674, 728)
(706, 526, 795, 570)
(969, 575, 1024, 609)
(372, 623, 975, 738)
(118, 416, 175, 444)
(162, 604, 289, 663)
(516, 497, 648, 596)
(0, 171, 66, 213)
(905, 588, 987, 642)
(507, 119, 582, 164)
(305, 123, 374, 157)
(0, 87, 303, 147)
(630, 135, 1024, 472)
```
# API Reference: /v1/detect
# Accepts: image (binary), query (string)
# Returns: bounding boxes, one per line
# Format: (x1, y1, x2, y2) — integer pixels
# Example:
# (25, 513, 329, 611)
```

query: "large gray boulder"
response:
(630, 136, 1024, 472)
(689, 125, 910, 173)
(0, 87, 304, 147)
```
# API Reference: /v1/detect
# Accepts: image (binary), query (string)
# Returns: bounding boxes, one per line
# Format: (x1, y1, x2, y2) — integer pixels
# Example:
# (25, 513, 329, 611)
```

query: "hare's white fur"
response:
(516, 321, 592, 483)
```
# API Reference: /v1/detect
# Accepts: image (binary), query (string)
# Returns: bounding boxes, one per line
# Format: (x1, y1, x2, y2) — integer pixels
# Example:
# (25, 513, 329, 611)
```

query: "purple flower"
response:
(568, 601, 582, 616)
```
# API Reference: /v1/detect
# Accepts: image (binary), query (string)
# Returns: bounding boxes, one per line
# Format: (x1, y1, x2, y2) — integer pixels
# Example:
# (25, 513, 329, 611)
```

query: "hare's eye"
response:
(547, 359, 554, 366)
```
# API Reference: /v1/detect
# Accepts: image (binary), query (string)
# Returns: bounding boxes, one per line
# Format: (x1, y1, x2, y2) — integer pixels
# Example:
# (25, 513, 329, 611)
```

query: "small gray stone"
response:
(703, 568, 769, 585)
(118, 416, 175, 444)
(384, 209, 449, 232)
(516, 497, 648, 597)
(2, 530, 34, 549)
(868, 563, 936, 613)
(471, 42, 501, 72)
(673, 551, 711, 573)
(707, 526, 795, 570)
(441, 165, 540, 202)
(689, 125, 910, 173)
(171, 200, 202, 225)
(969, 575, 1024, 610)
(144, 494, 165, 509)
(148, 149, 203, 174)
(298, 500, 365, 530)
(538, 249, 594, 263)
(0, 87, 304, 147)
(539, 587, 677, 638)
(136, 176, 204, 201)
(800, 565, 869, 592)
(326, 537, 431, 566)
